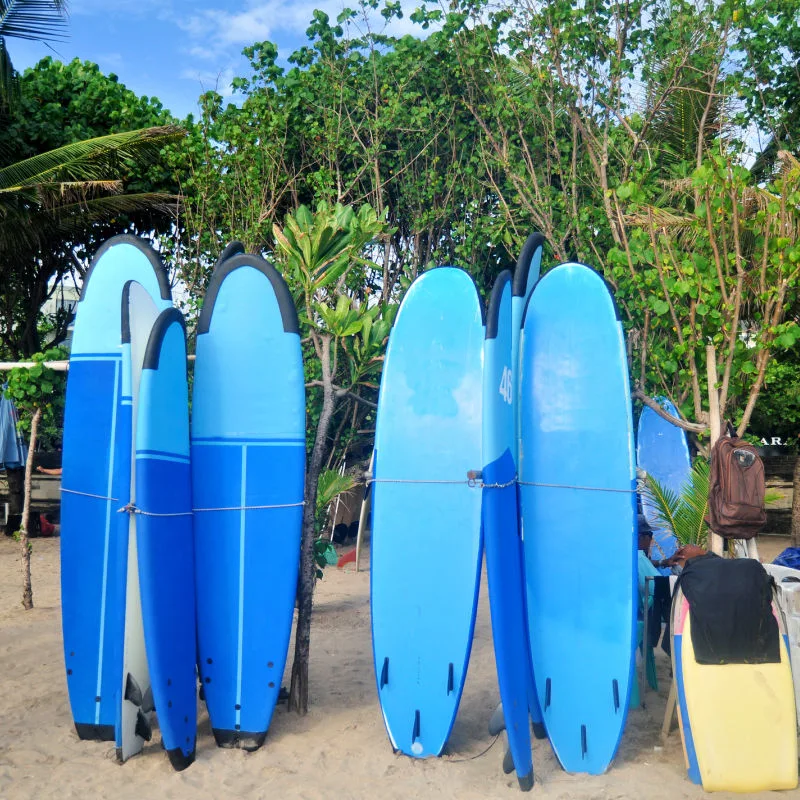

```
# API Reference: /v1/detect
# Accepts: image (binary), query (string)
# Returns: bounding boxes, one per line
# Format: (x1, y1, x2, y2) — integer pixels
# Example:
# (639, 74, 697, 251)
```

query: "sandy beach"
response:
(0, 535, 795, 800)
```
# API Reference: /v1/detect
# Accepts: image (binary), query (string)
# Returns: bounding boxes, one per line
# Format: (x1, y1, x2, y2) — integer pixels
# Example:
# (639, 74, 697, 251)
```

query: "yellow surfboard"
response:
(675, 590, 798, 793)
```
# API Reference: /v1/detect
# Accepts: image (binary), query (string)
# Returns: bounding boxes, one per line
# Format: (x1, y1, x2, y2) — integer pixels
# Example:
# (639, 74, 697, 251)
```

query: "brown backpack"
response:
(706, 436, 766, 540)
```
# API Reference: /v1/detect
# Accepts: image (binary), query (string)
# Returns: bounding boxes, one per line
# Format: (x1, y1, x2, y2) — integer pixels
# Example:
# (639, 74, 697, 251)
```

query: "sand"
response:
(0, 535, 796, 800)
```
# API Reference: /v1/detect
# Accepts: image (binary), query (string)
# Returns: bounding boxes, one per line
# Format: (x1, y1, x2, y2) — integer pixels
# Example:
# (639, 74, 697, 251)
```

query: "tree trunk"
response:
(706, 344, 724, 556)
(792, 453, 800, 549)
(288, 338, 337, 713)
(20, 408, 41, 610)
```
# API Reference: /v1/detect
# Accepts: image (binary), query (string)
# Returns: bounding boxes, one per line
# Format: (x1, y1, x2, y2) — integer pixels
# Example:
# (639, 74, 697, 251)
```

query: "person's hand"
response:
(667, 543, 707, 566)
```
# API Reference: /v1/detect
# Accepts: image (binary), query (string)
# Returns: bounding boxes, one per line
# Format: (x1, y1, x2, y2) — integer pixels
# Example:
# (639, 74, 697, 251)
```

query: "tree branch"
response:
(633, 389, 708, 433)
(306, 381, 377, 409)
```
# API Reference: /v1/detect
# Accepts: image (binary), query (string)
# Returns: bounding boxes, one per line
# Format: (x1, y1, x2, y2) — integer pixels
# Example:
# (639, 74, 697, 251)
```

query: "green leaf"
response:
(653, 299, 670, 315)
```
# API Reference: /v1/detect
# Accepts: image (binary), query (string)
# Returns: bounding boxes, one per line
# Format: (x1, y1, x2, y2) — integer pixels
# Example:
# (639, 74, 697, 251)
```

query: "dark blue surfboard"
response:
(61, 236, 172, 754)
(483, 271, 534, 790)
(371, 267, 484, 758)
(135, 308, 196, 770)
(519, 263, 636, 774)
(511, 233, 546, 736)
(192, 250, 305, 750)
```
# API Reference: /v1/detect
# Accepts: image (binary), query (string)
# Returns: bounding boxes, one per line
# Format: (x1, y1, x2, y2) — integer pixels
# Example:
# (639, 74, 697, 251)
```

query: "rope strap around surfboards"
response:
(192, 501, 305, 512)
(366, 471, 515, 490)
(60, 489, 305, 515)
(60, 487, 120, 502)
(118, 501, 306, 516)
(118, 503, 193, 517)
(366, 473, 636, 493)
(517, 481, 636, 494)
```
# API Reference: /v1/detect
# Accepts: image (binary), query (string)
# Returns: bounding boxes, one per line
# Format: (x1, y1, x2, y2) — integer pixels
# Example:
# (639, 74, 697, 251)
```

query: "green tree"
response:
(0, 124, 183, 357)
(5, 347, 66, 609)
(0, 56, 183, 358)
(272, 200, 394, 712)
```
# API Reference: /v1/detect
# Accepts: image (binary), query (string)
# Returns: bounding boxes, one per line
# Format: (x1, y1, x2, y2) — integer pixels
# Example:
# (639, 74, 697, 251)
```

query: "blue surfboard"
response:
(135, 308, 196, 770)
(61, 235, 172, 755)
(636, 398, 691, 567)
(519, 263, 636, 774)
(192, 250, 305, 750)
(371, 267, 484, 758)
(483, 271, 534, 790)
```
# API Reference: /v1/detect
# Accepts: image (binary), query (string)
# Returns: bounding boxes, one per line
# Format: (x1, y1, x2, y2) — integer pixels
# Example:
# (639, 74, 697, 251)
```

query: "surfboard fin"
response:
(135, 709, 153, 742)
(447, 663, 454, 695)
(580, 725, 587, 759)
(141, 686, 155, 714)
(124, 673, 143, 707)
(380, 657, 389, 689)
(612, 679, 620, 712)
(532, 721, 547, 740)
(412, 710, 421, 743)
(502, 747, 515, 774)
(544, 678, 551, 710)
(488, 702, 506, 735)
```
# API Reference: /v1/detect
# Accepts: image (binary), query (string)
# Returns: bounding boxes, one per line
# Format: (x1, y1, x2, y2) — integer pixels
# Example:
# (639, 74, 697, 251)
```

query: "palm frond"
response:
(0, 191, 177, 256)
(316, 469, 358, 512)
(675, 459, 710, 547)
(0, 0, 67, 41)
(642, 460, 711, 550)
(0, 125, 184, 190)
(0, 36, 17, 108)
(642, 473, 682, 539)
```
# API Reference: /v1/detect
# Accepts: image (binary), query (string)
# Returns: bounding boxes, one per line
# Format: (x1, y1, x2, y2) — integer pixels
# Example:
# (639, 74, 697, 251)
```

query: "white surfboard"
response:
(118, 281, 159, 761)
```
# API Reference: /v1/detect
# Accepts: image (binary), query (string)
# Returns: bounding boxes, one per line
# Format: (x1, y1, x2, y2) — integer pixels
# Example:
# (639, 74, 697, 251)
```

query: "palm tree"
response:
(0, 0, 67, 109)
(0, 125, 184, 357)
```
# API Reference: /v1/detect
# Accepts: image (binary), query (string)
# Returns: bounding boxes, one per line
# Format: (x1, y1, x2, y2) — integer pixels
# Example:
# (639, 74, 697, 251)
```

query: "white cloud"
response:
(95, 52, 125, 71)
(179, 65, 236, 97)
(177, 0, 440, 59)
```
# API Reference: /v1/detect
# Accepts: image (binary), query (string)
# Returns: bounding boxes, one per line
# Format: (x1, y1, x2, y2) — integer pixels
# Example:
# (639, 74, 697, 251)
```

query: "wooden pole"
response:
(0, 360, 69, 371)
(20, 408, 42, 610)
(706, 345, 724, 556)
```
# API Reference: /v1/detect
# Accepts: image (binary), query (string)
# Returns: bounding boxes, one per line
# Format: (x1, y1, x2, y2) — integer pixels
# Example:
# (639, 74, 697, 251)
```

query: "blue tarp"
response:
(774, 547, 800, 571)
(0, 386, 28, 469)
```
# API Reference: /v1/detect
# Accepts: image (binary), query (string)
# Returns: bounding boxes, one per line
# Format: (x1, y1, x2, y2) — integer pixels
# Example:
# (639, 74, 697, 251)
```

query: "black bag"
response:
(707, 436, 766, 540)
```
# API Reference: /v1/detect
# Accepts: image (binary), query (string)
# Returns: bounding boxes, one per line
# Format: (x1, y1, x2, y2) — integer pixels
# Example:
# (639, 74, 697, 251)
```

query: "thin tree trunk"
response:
(706, 345, 724, 557)
(288, 337, 337, 713)
(792, 453, 800, 549)
(20, 408, 41, 610)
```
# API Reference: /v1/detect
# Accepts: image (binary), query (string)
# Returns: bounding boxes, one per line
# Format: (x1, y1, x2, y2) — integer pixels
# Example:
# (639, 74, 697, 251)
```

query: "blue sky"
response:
(7, 0, 433, 119)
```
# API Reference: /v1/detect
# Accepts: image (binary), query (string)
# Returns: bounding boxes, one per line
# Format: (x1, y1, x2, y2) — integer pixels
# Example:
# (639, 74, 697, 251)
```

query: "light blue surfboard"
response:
(637, 398, 691, 568)
(135, 308, 196, 770)
(192, 249, 305, 750)
(519, 263, 636, 775)
(61, 235, 172, 754)
(482, 271, 534, 790)
(371, 267, 484, 758)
